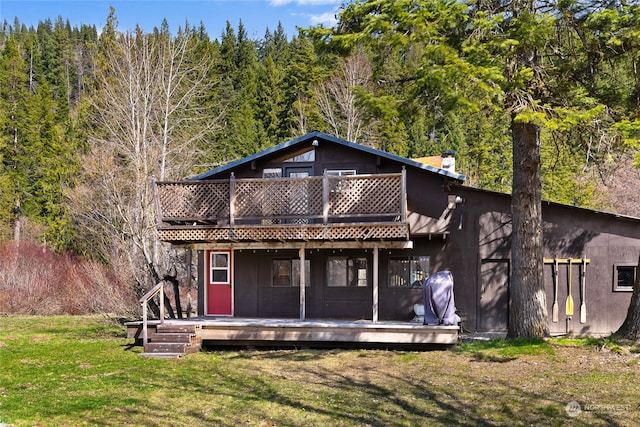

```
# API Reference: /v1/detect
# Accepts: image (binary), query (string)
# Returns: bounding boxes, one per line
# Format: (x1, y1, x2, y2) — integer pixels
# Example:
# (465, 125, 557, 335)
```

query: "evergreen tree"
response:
(317, 0, 640, 338)
(285, 35, 328, 136)
(0, 36, 29, 242)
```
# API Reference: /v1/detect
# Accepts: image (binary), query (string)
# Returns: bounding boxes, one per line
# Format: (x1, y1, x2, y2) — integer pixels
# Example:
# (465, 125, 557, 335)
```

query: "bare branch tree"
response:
(314, 48, 372, 143)
(67, 28, 221, 306)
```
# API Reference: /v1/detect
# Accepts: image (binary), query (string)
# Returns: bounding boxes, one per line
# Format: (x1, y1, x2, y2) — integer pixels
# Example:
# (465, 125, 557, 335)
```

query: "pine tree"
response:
(0, 36, 30, 242)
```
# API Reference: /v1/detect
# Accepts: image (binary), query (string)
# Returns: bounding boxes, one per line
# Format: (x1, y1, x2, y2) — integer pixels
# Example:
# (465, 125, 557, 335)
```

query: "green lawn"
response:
(0, 315, 638, 426)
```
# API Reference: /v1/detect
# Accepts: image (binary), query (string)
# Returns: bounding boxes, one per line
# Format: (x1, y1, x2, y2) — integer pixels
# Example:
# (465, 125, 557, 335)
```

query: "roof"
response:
(451, 182, 640, 223)
(190, 131, 467, 182)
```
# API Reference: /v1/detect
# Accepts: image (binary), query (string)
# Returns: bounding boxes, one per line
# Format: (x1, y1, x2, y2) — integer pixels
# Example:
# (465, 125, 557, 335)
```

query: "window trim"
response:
(209, 250, 231, 285)
(613, 264, 636, 292)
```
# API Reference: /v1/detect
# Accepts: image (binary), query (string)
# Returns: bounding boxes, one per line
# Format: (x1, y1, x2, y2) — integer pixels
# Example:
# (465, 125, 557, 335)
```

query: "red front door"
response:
(207, 250, 233, 316)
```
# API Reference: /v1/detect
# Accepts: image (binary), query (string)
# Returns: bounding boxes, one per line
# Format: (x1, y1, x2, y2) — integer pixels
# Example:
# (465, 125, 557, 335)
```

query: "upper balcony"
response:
(153, 171, 410, 244)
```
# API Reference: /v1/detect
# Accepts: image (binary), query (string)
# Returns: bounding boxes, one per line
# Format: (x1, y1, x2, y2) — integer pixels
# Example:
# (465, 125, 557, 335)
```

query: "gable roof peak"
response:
(190, 132, 466, 182)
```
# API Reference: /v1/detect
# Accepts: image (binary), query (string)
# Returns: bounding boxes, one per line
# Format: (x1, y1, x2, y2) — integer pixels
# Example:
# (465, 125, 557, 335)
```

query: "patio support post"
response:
(299, 247, 306, 321)
(373, 246, 379, 323)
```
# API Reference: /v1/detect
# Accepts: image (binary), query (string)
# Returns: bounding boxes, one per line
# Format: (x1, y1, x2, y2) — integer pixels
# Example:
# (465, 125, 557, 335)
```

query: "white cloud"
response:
(309, 11, 338, 27)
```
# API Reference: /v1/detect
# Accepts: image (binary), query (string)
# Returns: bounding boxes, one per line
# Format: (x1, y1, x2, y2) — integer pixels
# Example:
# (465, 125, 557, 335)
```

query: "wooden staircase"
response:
(140, 323, 202, 358)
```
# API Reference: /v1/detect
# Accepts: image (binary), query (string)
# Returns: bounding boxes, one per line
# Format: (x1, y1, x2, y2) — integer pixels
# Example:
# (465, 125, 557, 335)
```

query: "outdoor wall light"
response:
(447, 194, 464, 210)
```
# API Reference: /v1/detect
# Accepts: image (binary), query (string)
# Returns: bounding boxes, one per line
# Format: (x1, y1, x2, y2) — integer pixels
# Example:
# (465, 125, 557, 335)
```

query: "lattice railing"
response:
(153, 171, 406, 229)
(327, 174, 402, 218)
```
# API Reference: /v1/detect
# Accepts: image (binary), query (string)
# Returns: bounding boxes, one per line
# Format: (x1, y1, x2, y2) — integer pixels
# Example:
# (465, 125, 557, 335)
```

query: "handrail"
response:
(139, 282, 164, 346)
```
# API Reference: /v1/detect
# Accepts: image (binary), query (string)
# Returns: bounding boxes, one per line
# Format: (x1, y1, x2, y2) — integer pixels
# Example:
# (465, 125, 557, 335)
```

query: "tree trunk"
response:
(615, 254, 640, 340)
(508, 120, 549, 338)
(13, 198, 20, 244)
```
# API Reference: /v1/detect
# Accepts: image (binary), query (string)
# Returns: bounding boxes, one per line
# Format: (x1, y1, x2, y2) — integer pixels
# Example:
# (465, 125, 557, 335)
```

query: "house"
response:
(143, 131, 637, 352)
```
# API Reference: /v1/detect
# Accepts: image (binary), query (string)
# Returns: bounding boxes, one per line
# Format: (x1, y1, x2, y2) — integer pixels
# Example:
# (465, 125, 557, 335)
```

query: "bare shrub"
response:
(0, 241, 138, 316)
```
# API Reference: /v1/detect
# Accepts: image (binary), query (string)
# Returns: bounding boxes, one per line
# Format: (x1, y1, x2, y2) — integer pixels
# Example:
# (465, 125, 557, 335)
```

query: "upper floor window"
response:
(614, 264, 636, 292)
(326, 169, 356, 176)
(284, 150, 315, 162)
(263, 168, 282, 178)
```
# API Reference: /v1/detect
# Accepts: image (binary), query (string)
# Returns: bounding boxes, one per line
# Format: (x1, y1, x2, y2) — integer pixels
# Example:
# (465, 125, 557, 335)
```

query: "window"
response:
(327, 256, 368, 287)
(210, 251, 230, 284)
(272, 258, 311, 287)
(327, 170, 356, 194)
(389, 256, 430, 288)
(326, 169, 356, 176)
(614, 264, 636, 292)
(263, 168, 282, 178)
(284, 150, 315, 162)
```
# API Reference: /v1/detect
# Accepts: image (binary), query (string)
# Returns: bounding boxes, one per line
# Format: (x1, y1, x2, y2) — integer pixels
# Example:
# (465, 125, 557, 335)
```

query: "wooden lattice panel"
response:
(157, 223, 409, 243)
(157, 181, 229, 220)
(328, 175, 401, 216)
(234, 177, 323, 219)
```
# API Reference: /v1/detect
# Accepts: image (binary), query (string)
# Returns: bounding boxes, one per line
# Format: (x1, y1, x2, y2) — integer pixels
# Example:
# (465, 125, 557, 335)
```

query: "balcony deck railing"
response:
(152, 171, 409, 243)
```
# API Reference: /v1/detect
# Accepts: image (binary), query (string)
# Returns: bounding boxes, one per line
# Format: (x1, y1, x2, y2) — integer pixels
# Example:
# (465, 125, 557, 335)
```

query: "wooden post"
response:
(299, 247, 306, 321)
(142, 301, 148, 345)
(150, 177, 163, 227)
(186, 247, 192, 318)
(159, 283, 165, 325)
(400, 168, 407, 223)
(322, 170, 329, 224)
(373, 246, 379, 323)
(229, 172, 236, 227)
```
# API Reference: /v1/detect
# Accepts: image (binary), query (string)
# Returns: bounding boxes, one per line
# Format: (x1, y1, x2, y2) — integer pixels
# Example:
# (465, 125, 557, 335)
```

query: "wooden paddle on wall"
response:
(552, 257, 559, 323)
(566, 258, 574, 316)
(580, 257, 587, 324)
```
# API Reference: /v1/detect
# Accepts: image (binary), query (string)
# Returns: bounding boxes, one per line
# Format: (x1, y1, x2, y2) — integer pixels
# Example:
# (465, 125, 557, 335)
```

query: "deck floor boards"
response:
(127, 317, 459, 348)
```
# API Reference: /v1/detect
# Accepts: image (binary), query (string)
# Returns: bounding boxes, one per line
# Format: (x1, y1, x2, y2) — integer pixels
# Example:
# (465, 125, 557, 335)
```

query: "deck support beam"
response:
(373, 246, 379, 323)
(299, 246, 306, 321)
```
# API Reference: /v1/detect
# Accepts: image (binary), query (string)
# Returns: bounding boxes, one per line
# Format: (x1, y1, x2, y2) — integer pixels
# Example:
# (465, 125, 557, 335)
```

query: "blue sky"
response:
(0, 0, 342, 39)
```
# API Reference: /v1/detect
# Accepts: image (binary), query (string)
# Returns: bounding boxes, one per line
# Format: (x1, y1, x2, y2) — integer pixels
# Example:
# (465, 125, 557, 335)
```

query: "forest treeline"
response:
(2, 2, 640, 315)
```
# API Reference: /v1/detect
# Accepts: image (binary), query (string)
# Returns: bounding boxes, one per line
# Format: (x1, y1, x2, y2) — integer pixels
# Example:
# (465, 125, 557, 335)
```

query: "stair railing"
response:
(140, 282, 165, 346)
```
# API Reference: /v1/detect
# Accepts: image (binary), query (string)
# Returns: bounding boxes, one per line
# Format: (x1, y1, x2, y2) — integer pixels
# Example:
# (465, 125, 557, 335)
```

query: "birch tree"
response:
(314, 48, 372, 143)
(68, 15, 221, 305)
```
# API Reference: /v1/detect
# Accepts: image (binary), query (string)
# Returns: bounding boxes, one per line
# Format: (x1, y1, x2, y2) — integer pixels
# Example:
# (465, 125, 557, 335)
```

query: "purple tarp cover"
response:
(422, 271, 458, 325)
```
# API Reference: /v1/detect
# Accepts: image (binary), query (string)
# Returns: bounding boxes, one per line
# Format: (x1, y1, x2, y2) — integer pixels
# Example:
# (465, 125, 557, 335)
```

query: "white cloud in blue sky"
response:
(269, 0, 340, 29)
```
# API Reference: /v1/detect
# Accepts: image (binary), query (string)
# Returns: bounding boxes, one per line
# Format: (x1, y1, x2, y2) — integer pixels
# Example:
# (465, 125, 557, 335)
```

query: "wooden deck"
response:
(152, 172, 410, 244)
(126, 317, 459, 353)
